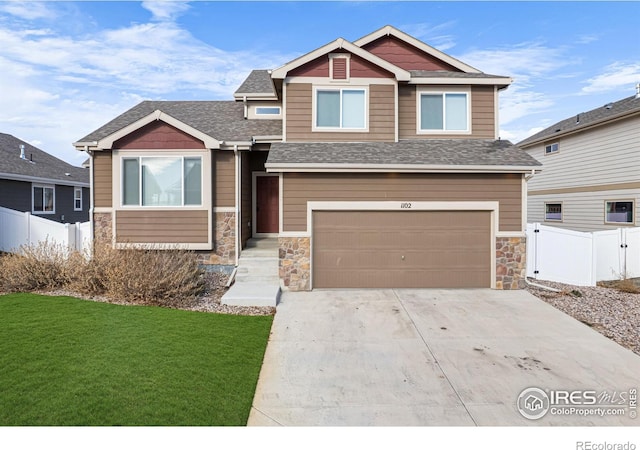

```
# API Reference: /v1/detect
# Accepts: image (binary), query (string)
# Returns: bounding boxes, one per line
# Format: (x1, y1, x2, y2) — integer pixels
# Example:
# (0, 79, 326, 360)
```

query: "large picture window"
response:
(122, 156, 202, 207)
(315, 88, 366, 129)
(33, 185, 55, 214)
(419, 91, 469, 132)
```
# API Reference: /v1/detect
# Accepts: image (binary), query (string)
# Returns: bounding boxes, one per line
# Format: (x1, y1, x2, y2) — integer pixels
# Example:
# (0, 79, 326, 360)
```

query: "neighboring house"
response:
(519, 89, 640, 232)
(74, 25, 540, 290)
(0, 133, 90, 223)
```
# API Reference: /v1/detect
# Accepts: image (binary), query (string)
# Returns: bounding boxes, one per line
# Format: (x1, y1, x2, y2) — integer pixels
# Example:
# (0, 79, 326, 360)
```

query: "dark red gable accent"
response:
(289, 52, 394, 78)
(114, 121, 205, 149)
(362, 35, 461, 72)
(332, 58, 347, 79)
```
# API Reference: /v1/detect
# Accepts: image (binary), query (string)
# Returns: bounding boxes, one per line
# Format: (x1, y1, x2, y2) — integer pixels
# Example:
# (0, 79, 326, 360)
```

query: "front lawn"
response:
(0, 293, 273, 425)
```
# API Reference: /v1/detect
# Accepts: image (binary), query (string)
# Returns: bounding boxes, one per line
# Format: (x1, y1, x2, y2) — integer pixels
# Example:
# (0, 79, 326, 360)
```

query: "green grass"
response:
(0, 293, 273, 426)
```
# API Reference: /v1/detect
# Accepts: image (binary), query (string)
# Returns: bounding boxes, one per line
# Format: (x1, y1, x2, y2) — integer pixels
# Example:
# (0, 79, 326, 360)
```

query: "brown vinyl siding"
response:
(115, 210, 208, 244)
(215, 151, 235, 207)
(398, 85, 495, 139)
(362, 35, 460, 71)
(283, 173, 522, 232)
(241, 152, 252, 247)
(93, 151, 112, 208)
(285, 83, 395, 142)
(114, 121, 204, 149)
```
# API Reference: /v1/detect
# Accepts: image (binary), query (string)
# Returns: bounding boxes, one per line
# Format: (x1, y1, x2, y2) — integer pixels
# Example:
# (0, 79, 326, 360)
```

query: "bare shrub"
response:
(0, 240, 71, 292)
(608, 278, 640, 294)
(0, 241, 205, 306)
(100, 244, 205, 306)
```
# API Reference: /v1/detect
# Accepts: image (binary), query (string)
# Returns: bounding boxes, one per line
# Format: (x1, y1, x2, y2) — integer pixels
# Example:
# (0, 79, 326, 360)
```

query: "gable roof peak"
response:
(354, 24, 481, 74)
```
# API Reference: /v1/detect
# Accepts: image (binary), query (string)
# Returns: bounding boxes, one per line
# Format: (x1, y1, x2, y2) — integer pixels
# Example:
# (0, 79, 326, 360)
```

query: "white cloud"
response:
(0, 3, 293, 164)
(141, 0, 191, 22)
(0, 1, 57, 20)
(581, 62, 640, 94)
(400, 21, 457, 51)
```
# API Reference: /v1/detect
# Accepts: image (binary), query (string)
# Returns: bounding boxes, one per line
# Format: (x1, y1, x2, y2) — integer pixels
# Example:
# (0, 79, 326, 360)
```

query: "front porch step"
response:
(220, 282, 281, 308)
(221, 237, 280, 307)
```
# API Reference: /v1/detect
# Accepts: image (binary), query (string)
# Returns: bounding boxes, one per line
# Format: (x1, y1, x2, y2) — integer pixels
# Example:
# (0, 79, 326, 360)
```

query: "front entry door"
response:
(256, 176, 279, 234)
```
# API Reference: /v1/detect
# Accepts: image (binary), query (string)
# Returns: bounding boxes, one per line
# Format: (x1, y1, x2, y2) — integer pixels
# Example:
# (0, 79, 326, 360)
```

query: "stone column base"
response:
(279, 237, 310, 291)
(496, 237, 526, 290)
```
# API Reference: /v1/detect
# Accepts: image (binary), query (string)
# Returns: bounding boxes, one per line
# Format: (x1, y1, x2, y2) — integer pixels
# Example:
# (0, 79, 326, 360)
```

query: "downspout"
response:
(243, 96, 248, 120)
(234, 144, 240, 266)
(87, 146, 94, 256)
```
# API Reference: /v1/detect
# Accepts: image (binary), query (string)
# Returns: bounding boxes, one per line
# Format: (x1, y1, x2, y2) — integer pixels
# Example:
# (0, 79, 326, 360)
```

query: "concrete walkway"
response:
(248, 289, 640, 426)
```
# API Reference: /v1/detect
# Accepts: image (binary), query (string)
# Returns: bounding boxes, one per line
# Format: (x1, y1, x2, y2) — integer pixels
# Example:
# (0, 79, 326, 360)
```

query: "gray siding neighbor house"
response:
(0, 133, 90, 223)
(519, 90, 640, 232)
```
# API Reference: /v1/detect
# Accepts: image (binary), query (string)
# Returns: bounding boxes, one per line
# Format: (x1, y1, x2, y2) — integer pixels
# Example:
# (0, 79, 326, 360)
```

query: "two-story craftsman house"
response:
(74, 25, 540, 291)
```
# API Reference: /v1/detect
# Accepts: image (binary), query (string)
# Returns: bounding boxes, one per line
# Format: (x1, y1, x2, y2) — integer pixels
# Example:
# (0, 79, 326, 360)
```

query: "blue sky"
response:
(1, 1, 639, 165)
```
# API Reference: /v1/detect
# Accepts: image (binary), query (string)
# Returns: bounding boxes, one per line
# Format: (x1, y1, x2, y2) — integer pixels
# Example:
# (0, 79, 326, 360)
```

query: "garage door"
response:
(312, 210, 492, 288)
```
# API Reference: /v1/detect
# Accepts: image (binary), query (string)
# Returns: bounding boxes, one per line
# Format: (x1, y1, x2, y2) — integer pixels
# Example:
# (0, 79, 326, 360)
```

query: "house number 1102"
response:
(400, 202, 412, 209)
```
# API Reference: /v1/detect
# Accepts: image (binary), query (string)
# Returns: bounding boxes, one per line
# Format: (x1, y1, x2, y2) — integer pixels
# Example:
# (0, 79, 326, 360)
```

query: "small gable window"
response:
(329, 54, 350, 81)
(122, 156, 202, 207)
(545, 143, 559, 155)
(33, 184, 55, 214)
(315, 87, 366, 130)
(255, 106, 281, 115)
(419, 90, 469, 133)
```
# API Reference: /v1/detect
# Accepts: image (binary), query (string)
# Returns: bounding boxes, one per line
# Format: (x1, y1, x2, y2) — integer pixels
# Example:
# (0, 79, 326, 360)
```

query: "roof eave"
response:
(518, 107, 640, 148)
(408, 77, 512, 87)
(0, 172, 90, 187)
(265, 163, 541, 174)
(233, 93, 279, 101)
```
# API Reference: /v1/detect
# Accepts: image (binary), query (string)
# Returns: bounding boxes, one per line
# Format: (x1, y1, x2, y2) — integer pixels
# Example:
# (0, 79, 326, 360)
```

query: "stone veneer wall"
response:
(197, 211, 236, 265)
(279, 237, 310, 291)
(93, 212, 112, 244)
(496, 236, 526, 290)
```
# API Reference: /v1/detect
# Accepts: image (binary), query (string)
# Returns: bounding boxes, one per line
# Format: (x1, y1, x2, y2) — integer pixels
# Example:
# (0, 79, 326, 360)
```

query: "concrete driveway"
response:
(248, 289, 640, 426)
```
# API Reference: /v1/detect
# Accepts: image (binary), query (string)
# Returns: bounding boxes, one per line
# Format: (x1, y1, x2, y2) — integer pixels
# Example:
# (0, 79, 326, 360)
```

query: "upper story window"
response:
(74, 187, 83, 211)
(255, 106, 281, 115)
(545, 143, 559, 155)
(314, 87, 367, 130)
(122, 156, 202, 207)
(418, 89, 470, 133)
(33, 184, 55, 214)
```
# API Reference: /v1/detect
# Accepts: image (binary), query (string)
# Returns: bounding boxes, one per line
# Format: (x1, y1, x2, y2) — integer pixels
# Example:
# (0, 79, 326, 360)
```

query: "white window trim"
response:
(113, 150, 211, 211)
(544, 202, 563, 222)
(329, 53, 351, 82)
(255, 106, 281, 116)
(312, 85, 369, 132)
(32, 184, 55, 215)
(545, 143, 559, 155)
(416, 87, 471, 135)
(74, 187, 83, 211)
(604, 199, 635, 225)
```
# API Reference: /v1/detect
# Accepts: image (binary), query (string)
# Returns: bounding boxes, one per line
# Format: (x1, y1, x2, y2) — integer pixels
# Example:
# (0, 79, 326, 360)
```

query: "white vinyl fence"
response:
(0, 206, 90, 254)
(526, 223, 640, 286)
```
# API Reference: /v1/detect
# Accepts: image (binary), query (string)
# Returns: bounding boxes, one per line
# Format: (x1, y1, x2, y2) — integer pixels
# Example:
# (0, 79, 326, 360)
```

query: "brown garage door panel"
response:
(313, 210, 491, 288)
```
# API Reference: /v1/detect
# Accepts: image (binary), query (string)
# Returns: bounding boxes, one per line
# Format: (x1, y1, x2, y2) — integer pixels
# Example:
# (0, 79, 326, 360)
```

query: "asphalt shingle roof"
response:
(77, 101, 282, 144)
(266, 140, 541, 168)
(234, 70, 277, 96)
(518, 95, 640, 147)
(0, 133, 88, 185)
